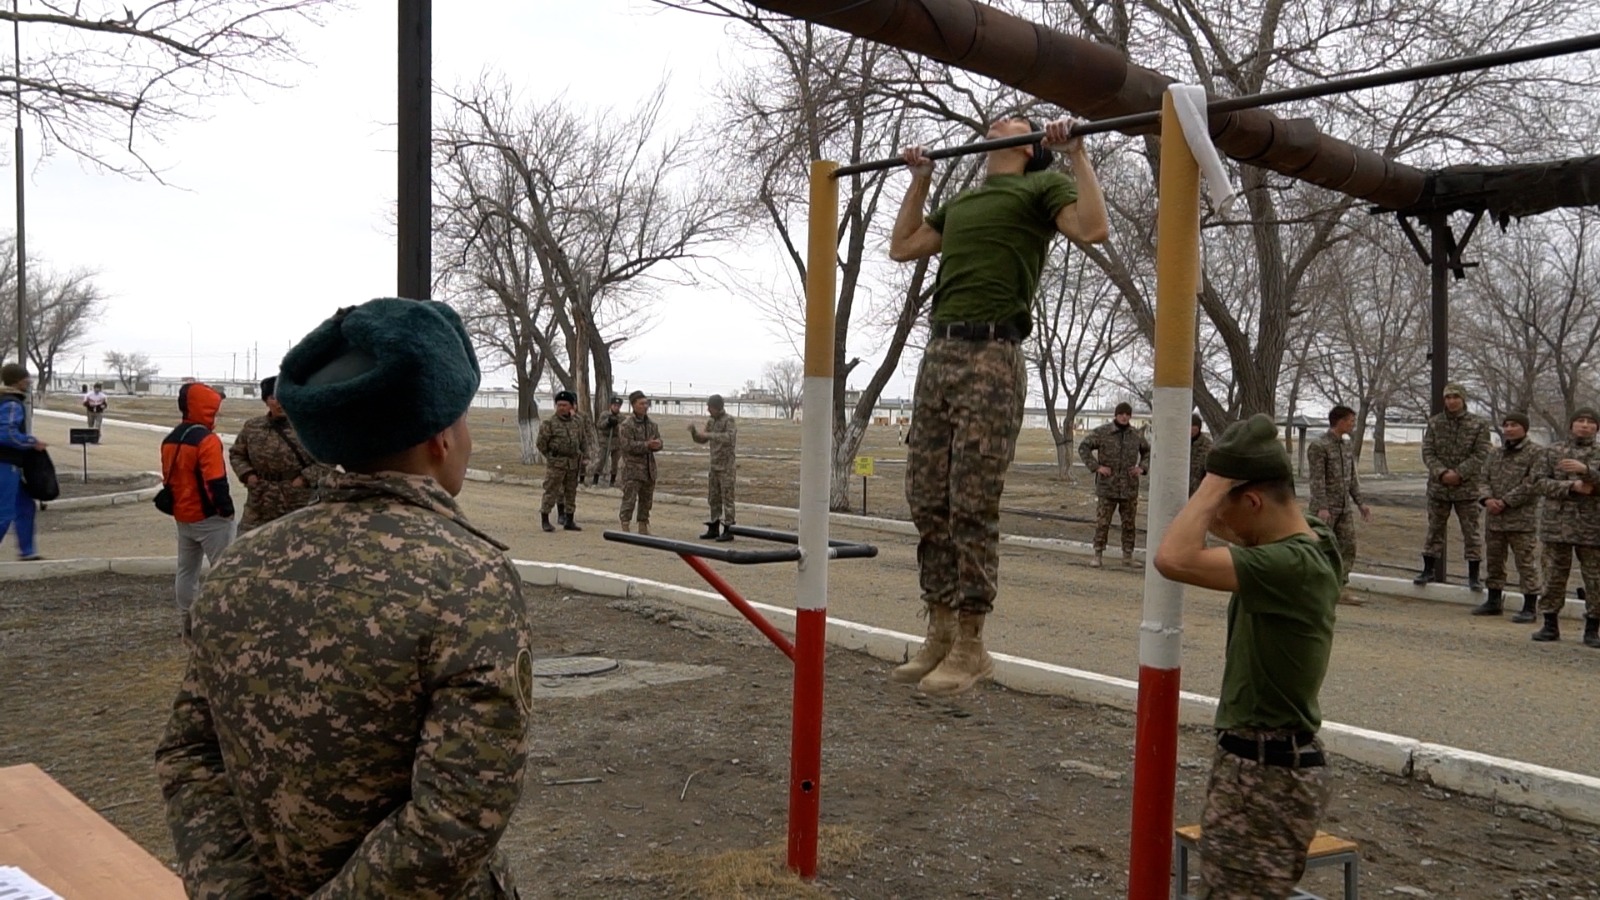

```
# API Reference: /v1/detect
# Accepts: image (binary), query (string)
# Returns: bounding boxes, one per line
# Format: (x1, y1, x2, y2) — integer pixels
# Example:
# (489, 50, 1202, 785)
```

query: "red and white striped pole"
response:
(787, 159, 838, 878)
(1127, 91, 1201, 898)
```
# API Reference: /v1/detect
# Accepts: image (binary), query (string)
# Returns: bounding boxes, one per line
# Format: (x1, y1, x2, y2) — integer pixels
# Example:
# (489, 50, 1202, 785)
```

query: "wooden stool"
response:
(1173, 824, 1360, 900)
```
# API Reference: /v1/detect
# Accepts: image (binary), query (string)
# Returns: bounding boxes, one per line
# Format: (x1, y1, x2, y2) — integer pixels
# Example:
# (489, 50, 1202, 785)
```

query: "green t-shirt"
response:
(1215, 519, 1341, 733)
(926, 170, 1077, 335)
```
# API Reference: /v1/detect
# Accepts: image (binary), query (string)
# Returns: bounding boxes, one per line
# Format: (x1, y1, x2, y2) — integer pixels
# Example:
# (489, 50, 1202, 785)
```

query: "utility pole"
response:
(12, 0, 27, 427)
(397, 1, 431, 300)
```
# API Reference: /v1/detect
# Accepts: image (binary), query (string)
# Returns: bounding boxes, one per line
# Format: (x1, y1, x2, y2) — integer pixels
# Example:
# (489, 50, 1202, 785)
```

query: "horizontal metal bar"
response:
(725, 524, 878, 556)
(602, 530, 801, 564)
(832, 31, 1600, 179)
(826, 543, 879, 560)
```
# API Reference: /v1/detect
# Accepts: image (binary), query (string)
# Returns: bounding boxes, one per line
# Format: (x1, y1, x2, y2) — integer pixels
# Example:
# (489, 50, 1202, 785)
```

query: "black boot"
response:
(699, 521, 720, 540)
(1584, 616, 1600, 649)
(715, 524, 735, 543)
(1467, 560, 1483, 592)
(608, 474, 616, 486)
(1531, 613, 1560, 642)
(590, 473, 599, 486)
(1511, 593, 1539, 624)
(1412, 556, 1437, 586)
(1471, 587, 1503, 616)
(563, 513, 582, 532)
(540, 512, 554, 533)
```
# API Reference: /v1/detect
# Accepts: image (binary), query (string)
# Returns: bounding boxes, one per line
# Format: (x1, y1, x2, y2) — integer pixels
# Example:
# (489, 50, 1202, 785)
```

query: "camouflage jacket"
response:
(1421, 409, 1491, 501)
(1536, 436, 1600, 546)
(596, 410, 623, 455)
(537, 412, 594, 471)
(1078, 423, 1150, 500)
(619, 413, 661, 483)
(692, 412, 737, 471)
(154, 472, 531, 900)
(1307, 430, 1363, 514)
(1483, 438, 1543, 533)
(1189, 432, 1213, 495)
(229, 414, 332, 531)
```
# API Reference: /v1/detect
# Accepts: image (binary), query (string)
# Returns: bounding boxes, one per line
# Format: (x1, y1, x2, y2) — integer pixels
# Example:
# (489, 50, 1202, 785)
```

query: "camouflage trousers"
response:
(707, 466, 736, 525)
(540, 463, 582, 515)
(1485, 530, 1541, 594)
(1537, 542, 1600, 616)
(905, 337, 1027, 614)
(1093, 496, 1139, 556)
(1423, 498, 1483, 560)
(1197, 736, 1331, 899)
(592, 445, 622, 481)
(620, 477, 655, 526)
(1325, 508, 1356, 583)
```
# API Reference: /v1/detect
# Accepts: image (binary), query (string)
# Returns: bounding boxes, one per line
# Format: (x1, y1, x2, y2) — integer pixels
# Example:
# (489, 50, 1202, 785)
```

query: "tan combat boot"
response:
(1122, 552, 1136, 568)
(889, 605, 957, 684)
(619, 520, 631, 533)
(1090, 551, 1103, 568)
(639, 522, 651, 536)
(918, 611, 994, 697)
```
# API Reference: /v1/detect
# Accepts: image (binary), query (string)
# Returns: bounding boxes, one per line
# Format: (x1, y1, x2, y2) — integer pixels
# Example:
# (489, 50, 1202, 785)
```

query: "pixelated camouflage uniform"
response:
(229, 414, 332, 532)
(1189, 431, 1213, 496)
(154, 471, 531, 899)
(618, 412, 662, 526)
(905, 338, 1028, 613)
(1306, 430, 1363, 582)
(1421, 407, 1491, 560)
(537, 411, 593, 516)
(1482, 437, 1543, 594)
(1197, 733, 1332, 899)
(692, 411, 737, 526)
(593, 409, 623, 482)
(1078, 422, 1150, 556)
(1535, 436, 1600, 617)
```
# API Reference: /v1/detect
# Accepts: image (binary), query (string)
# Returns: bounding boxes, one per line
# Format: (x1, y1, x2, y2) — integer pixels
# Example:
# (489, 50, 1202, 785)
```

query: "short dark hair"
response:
(1191, 413, 1202, 427)
(1229, 478, 1296, 504)
(1328, 405, 1355, 426)
(1007, 114, 1054, 173)
(260, 375, 277, 399)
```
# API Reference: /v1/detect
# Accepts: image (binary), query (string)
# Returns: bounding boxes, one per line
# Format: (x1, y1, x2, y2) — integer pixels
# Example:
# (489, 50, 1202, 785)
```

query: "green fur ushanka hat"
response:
(1205, 413, 1292, 482)
(277, 298, 480, 466)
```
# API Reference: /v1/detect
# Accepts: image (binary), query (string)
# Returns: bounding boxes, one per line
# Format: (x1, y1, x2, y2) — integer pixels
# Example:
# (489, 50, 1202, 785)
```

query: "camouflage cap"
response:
(1206, 413, 1291, 482)
(1572, 407, 1599, 425)
(1503, 412, 1530, 430)
(708, 394, 725, 410)
(278, 299, 480, 466)
(1443, 383, 1466, 398)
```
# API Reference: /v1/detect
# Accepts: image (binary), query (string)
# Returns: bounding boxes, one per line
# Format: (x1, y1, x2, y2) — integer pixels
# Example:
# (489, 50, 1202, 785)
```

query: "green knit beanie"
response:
(278, 298, 480, 466)
(1205, 413, 1292, 481)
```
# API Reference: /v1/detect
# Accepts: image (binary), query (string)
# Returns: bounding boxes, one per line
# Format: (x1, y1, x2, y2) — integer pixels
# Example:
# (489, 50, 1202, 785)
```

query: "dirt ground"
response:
(3, 575, 1599, 899)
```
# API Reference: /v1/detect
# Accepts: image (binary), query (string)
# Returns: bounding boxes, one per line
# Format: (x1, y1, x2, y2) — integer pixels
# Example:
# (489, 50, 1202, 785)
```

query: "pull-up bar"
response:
(831, 31, 1600, 179)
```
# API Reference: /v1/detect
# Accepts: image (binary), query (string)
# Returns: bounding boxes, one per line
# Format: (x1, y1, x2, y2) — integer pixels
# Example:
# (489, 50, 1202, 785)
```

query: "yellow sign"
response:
(853, 456, 875, 477)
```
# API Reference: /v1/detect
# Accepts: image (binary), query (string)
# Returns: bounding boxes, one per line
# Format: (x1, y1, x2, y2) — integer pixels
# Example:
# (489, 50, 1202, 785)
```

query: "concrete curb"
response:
(5, 554, 1599, 827)
(47, 486, 162, 510)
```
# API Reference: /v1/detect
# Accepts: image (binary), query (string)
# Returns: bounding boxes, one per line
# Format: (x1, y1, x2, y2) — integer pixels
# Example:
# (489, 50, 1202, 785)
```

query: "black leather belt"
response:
(1217, 731, 1325, 768)
(931, 321, 1021, 342)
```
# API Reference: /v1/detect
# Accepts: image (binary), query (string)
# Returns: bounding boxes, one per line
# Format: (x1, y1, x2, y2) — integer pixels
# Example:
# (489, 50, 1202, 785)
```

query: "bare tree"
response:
(26, 269, 104, 396)
(436, 76, 744, 458)
(1, 2, 337, 175)
(103, 350, 158, 392)
(762, 358, 803, 419)
(1028, 255, 1137, 478)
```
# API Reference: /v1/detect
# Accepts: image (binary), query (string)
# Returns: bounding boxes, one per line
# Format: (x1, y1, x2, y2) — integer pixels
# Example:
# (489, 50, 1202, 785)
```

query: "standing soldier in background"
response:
(1079, 402, 1150, 568)
(537, 390, 593, 533)
(1188, 412, 1212, 495)
(1414, 384, 1491, 590)
(1307, 405, 1371, 592)
(592, 396, 624, 486)
(1476, 412, 1543, 619)
(618, 390, 662, 535)
(1531, 407, 1600, 647)
(689, 394, 737, 542)
(230, 376, 331, 532)
(155, 299, 531, 898)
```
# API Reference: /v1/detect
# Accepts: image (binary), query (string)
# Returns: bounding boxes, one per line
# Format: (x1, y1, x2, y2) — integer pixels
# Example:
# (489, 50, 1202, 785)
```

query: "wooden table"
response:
(0, 763, 184, 899)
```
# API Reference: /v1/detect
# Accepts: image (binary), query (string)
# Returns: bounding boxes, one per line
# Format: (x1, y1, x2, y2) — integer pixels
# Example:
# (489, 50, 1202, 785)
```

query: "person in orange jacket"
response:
(159, 382, 235, 635)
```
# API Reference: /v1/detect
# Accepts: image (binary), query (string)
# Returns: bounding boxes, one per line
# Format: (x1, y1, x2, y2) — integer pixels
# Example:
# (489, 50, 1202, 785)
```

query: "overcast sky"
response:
(6, 1, 894, 399)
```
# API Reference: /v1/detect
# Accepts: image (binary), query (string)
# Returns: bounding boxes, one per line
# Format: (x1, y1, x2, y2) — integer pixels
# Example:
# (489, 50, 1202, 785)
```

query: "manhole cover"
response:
(530, 656, 619, 678)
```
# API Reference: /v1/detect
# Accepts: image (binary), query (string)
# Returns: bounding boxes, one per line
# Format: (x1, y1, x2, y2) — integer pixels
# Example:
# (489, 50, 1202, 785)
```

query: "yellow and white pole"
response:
(1127, 91, 1201, 898)
(787, 159, 837, 878)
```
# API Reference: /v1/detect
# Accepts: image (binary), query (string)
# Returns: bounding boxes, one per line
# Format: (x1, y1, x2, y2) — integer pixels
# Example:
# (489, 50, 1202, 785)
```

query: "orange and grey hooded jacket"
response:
(160, 383, 235, 524)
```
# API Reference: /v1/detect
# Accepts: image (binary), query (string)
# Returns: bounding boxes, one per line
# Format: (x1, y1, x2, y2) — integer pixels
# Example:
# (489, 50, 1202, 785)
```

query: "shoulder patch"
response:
(515, 648, 534, 714)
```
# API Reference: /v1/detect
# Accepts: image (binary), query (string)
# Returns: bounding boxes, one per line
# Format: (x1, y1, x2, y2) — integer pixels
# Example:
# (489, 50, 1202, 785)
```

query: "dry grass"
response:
(648, 825, 868, 899)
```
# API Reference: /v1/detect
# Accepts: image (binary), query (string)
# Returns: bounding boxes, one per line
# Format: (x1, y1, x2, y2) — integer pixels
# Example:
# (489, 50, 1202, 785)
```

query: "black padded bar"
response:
(725, 524, 878, 557)
(602, 529, 802, 564)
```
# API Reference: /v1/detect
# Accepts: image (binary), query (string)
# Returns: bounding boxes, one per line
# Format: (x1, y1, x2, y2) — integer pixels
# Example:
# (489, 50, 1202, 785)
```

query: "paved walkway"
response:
(24, 413, 1600, 777)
